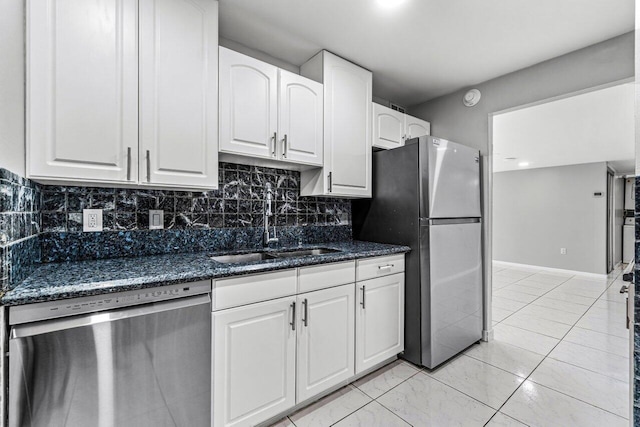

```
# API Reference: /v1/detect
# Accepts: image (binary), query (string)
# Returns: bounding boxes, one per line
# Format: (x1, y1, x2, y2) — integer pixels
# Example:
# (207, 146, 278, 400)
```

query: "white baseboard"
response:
(492, 260, 608, 279)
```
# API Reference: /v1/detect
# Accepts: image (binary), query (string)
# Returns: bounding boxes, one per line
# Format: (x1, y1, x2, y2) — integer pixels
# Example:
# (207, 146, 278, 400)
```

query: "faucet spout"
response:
(263, 183, 279, 247)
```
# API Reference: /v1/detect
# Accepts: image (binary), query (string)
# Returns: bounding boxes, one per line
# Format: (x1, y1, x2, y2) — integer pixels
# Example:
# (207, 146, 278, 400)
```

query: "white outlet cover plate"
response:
(149, 210, 164, 230)
(83, 209, 103, 232)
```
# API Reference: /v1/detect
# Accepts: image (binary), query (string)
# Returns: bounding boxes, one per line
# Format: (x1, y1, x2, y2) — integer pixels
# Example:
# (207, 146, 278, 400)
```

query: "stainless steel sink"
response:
(210, 247, 341, 264)
(210, 252, 277, 264)
(269, 248, 341, 258)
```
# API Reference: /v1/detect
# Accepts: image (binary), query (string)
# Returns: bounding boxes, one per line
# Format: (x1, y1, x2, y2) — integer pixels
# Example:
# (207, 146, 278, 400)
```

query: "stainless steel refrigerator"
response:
(353, 135, 483, 369)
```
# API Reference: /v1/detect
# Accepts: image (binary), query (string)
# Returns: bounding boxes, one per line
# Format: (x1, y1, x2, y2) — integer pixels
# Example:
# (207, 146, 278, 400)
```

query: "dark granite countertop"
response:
(2, 241, 410, 306)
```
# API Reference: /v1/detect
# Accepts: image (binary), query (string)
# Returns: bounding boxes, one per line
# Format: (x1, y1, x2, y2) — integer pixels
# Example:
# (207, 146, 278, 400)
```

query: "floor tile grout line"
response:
(418, 368, 508, 414)
(327, 399, 413, 427)
(525, 376, 629, 420)
(493, 274, 574, 328)
(347, 368, 423, 426)
(486, 267, 627, 424)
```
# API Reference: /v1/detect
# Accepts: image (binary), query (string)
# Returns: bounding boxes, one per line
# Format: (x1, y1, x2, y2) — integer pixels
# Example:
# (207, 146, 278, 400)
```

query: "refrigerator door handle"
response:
(422, 218, 481, 226)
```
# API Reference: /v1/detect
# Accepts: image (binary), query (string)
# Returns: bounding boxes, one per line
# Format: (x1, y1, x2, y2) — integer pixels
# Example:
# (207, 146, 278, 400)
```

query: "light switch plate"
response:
(83, 209, 103, 232)
(149, 210, 164, 230)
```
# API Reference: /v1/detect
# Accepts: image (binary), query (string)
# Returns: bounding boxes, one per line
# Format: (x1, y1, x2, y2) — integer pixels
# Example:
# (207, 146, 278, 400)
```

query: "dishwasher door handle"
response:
(10, 294, 211, 339)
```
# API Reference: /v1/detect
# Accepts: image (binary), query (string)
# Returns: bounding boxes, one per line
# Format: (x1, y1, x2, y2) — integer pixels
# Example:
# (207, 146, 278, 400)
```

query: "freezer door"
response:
(421, 220, 482, 368)
(420, 136, 481, 218)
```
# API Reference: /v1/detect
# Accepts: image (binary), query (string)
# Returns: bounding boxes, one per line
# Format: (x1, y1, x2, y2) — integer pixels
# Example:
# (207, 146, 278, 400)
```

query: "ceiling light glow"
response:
(518, 162, 530, 167)
(377, 0, 406, 8)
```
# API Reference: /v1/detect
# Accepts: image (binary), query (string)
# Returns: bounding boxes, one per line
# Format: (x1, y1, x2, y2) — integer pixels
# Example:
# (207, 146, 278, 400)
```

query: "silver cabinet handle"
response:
(290, 302, 296, 331)
(378, 264, 394, 271)
(271, 132, 277, 158)
(283, 134, 288, 159)
(302, 298, 308, 327)
(360, 286, 366, 309)
(126, 147, 131, 181)
(146, 150, 151, 182)
(328, 172, 332, 193)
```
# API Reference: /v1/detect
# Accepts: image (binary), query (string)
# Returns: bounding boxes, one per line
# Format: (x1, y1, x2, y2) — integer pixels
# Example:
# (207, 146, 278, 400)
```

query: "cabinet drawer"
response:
(298, 261, 356, 293)
(356, 255, 405, 281)
(213, 269, 297, 311)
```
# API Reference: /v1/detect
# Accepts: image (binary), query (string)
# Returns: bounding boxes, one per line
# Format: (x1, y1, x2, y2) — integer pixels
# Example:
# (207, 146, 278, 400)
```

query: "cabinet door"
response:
(324, 52, 372, 197)
(405, 115, 431, 140)
(213, 297, 296, 427)
(296, 284, 355, 402)
(139, 0, 218, 189)
(278, 70, 323, 166)
(27, 0, 138, 183)
(219, 47, 278, 159)
(372, 103, 405, 149)
(356, 273, 405, 374)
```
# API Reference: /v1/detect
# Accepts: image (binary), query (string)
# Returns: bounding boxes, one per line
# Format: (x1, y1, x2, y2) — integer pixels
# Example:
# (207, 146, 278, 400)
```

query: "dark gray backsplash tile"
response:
(1, 163, 353, 291)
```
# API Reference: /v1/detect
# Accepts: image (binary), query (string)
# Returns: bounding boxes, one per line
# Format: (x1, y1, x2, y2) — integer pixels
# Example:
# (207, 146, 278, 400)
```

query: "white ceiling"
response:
(492, 83, 635, 174)
(218, 0, 634, 106)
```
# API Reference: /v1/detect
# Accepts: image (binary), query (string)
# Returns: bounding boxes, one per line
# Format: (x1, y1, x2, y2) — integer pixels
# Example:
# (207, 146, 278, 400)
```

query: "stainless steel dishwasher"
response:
(7, 281, 211, 427)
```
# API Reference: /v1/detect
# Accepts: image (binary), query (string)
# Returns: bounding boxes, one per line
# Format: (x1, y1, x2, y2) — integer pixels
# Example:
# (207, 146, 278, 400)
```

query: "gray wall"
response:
(493, 163, 607, 274)
(409, 32, 634, 155)
(0, 0, 25, 176)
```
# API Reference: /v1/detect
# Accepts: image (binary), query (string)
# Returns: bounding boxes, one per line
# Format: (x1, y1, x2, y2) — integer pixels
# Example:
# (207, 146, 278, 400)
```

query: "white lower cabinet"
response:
(356, 273, 405, 374)
(296, 284, 355, 402)
(213, 296, 297, 427)
(212, 257, 405, 427)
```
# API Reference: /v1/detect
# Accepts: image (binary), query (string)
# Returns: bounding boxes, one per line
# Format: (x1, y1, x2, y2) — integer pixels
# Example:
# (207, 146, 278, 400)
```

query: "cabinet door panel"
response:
(356, 273, 405, 374)
(405, 115, 431, 140)
(279, 70, 323, 166)
(297, 285, 355, 402)
(324, 54, 372, 197)
(27, 0, 137, 183)
(139, 0, 218, 188)
(219, 47, 278, 159)
(213, 297, 296, 427)
(373, 103, 405, 149)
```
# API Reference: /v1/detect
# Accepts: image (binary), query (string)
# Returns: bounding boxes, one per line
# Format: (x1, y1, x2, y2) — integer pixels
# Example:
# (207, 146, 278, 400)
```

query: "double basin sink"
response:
(211, 248, 341, 264)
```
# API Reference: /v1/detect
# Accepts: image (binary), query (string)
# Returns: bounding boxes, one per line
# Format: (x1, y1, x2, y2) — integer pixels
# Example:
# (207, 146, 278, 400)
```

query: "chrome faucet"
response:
(263, 183, 279, 246)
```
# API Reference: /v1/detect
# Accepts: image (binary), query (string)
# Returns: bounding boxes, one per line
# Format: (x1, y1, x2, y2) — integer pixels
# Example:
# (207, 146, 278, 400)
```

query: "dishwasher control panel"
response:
(9, 280, 212, 325)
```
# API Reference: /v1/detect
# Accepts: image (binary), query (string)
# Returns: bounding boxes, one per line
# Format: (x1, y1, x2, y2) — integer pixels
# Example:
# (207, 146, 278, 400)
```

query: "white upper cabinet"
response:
(278, 70, 323, 166)
(27, 0, 138, 183)
(372, 103, 430, 149)
(219, 48, 323, 166)
(372, 103, 405, 149)
(27, 0, 218, 190)
(219, 47, 278, 159)
(139, 0, 218, 189)
(300, 51, 372, 198)
(405, 115, 431, 140)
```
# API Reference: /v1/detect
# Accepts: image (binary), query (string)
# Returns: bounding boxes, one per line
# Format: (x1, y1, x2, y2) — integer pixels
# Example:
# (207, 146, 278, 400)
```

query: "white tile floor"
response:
(269, 264, 630, 426)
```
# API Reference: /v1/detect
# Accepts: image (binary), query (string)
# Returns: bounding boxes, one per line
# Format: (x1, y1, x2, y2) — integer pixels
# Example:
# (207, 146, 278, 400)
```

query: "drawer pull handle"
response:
(290, 302, 296, 331)
(360, 286, 366, 309)
(302, 298, 308, 327)
(378, 264, 394, 271)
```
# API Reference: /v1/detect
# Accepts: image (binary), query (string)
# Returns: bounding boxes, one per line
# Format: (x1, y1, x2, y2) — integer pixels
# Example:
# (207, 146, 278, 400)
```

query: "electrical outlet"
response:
(560, 248, 567, 255)
(83, 209, 103, 232)
(149, 210, 164, 230)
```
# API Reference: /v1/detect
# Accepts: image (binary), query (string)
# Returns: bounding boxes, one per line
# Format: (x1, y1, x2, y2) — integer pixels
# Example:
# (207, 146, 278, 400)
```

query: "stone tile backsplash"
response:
(0, 163, 353, 292)
(41, 162, 350, 232)
(0, 169, 43, 290)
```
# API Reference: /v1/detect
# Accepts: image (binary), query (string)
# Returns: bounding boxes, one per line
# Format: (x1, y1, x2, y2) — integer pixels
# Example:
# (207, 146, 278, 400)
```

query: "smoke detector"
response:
(463, 89, 481, 107)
